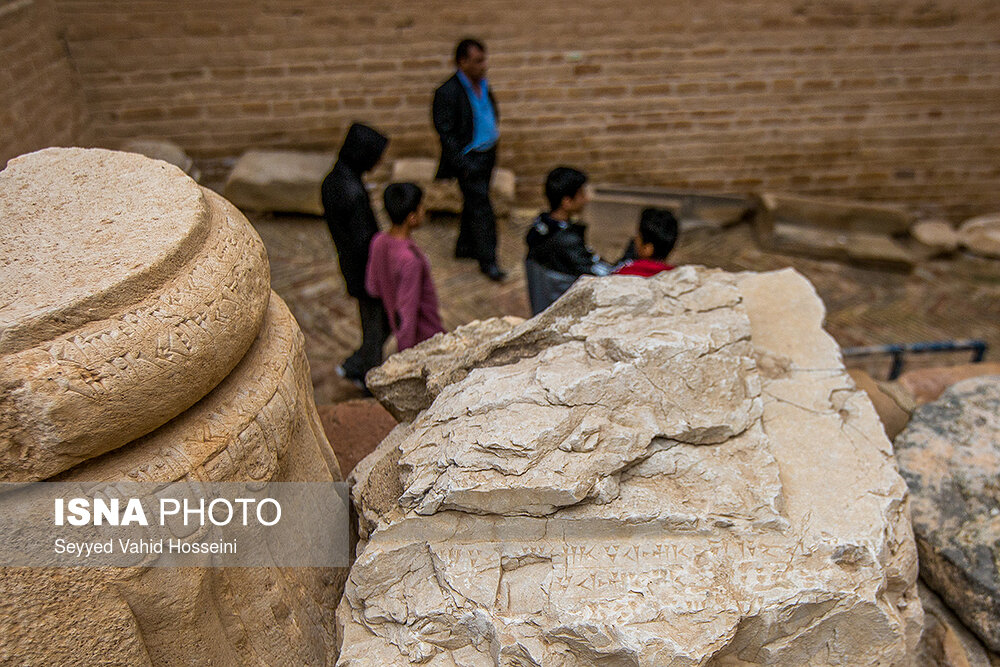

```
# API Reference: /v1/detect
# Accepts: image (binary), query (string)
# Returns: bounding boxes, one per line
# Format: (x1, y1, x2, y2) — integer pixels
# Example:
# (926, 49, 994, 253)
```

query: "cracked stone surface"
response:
(894, 375, 1000, 653)
(0, 148, 270, 481)
(338, 267, 922, 666)
(367, 315, 525, 422)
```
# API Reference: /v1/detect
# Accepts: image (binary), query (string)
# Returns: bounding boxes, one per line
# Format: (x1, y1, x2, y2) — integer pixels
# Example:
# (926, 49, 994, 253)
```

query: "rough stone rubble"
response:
(339, 266, 923, 666)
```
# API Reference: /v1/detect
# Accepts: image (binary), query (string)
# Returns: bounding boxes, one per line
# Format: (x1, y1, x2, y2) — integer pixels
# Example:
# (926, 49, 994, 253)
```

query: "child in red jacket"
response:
(365, 183, 445, 352)
(613, 207, 679, 277)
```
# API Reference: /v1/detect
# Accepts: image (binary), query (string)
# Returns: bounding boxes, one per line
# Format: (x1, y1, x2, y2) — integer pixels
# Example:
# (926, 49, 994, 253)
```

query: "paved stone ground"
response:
(245, 206, 1000, 405)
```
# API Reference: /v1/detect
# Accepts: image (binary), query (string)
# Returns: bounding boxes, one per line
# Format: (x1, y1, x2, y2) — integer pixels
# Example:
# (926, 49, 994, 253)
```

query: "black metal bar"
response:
(841, 339, 990, 380)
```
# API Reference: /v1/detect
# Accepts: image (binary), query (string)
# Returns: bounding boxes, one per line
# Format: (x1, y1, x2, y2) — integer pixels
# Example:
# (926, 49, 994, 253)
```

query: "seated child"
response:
(613, 207, 678, 277)
(365, 183, 445, 352)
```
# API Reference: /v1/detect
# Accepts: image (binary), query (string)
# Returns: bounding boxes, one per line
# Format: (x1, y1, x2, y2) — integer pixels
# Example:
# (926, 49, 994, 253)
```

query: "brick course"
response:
(0, 0, 86, 168)
(2, 1, 1000, 217)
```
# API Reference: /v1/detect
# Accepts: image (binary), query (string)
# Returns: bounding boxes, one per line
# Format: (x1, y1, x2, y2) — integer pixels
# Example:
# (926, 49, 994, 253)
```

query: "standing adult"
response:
(432, 38, 506, 281)
(321, 122, 389, 389)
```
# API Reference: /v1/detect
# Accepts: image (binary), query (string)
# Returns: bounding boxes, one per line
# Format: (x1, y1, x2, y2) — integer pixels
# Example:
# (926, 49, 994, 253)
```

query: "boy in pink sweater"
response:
(365, 183, 445, 352)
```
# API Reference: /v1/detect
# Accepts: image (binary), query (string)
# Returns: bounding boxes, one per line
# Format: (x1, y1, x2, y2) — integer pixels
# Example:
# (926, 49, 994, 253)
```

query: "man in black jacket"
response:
(432, 38, 506, 281)
(321, 122, 389, 388)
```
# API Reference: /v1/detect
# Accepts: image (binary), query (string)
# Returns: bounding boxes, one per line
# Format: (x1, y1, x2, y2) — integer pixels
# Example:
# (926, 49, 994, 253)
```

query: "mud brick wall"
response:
(7, 1, 1000, 217)
(0, 0, 86, 168)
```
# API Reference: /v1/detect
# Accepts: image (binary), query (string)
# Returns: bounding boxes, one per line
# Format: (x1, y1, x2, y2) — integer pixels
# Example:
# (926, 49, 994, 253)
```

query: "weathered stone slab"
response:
(894, 376, 1000, 653)
(1, 295, 344, 666)
(756, 191, 914, 235)
(0, 148, 270, 482)
(390, 158, 516, 217)
(959, 214, 1000, 259)
(338, 267, 922, 665)
(121, 138, 200, 180)
(767, 224, 916, 269)
(754, 192, 918, 268)
(911, 219, 960, 256)
(223, 149, 336, 215)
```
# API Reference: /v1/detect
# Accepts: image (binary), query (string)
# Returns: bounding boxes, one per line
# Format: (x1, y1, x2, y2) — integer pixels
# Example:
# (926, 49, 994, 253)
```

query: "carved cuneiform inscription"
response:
(0, 148, 211, 354)
(1, 189, 270, 482)
(342, 524, 879, 665)
(55, 295, 331, 486)
(14, 296, 342, 666)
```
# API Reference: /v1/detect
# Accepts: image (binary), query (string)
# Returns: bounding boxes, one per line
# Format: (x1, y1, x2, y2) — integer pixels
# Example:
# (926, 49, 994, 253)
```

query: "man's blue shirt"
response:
(457, 70, 499, 153)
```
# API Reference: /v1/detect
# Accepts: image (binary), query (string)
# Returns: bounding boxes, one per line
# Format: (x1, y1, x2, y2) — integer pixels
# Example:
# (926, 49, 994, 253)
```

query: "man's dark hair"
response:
(639, 207, 679, 260)
(384, 182, 424, 226)
(544, 167, 588, 211)
(455, 38, 486, 64)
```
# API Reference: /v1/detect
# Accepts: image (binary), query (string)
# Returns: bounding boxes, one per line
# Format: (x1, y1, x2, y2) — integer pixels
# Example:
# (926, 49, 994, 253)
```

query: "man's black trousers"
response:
(455, 147, 497, 267)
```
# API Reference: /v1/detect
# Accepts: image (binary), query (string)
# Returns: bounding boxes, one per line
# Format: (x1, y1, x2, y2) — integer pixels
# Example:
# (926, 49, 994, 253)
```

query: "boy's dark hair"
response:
(544, 167, 588, 211)
(455, 38, 485, 63)
(639, 207, 679, 260)
(383, 182, 423, 225)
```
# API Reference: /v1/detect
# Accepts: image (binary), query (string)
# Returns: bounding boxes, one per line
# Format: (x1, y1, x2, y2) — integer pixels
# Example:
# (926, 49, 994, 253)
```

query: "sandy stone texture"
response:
(338, 267, 922, 665)
(754, 192, 917, 268)
(848, 368, 911, 440)
(0, 148, 270, 482)
(894, 376, 1000, 653)
(0, 294, 345, 666)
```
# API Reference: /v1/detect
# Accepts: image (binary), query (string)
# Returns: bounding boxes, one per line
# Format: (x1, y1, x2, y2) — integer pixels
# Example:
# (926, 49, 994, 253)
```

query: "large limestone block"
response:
(223, 149, 336, 215)
(754, 192, 917, 268)
(756, 192, 914, 235)
(958, 214, 1000, 259)
(766, 224, 916, 269)
(1, 294, 344, 666)
(338, 267, 922, 665)
(391, 158, 516, 217)
(894, 376, 1000, 652)
(0, 147, 270, 482)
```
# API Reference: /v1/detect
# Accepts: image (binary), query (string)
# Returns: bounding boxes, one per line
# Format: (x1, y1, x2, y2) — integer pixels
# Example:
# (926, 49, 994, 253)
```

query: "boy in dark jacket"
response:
(524, 166, 611, 313)
(321, 122, 389, 387)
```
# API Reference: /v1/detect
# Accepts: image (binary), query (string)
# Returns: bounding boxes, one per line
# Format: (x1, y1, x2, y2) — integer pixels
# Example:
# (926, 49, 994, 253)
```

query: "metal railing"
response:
(842, 340, 988, 380)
